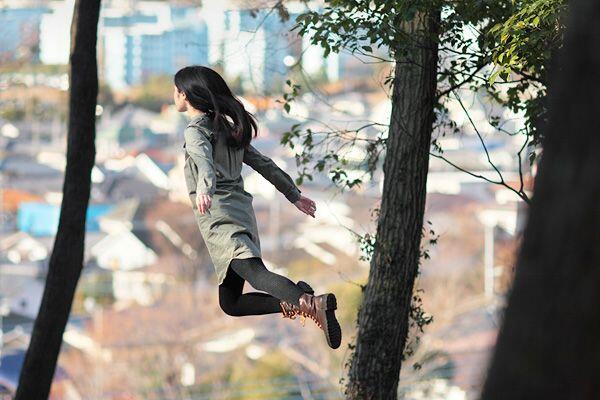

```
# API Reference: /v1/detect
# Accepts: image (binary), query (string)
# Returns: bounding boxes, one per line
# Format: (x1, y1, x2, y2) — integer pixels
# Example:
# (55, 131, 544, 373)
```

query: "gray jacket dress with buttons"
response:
(183, 113, 302, 285)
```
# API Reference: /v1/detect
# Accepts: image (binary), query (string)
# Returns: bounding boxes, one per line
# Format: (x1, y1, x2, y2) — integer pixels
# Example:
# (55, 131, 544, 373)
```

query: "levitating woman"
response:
(173, 65, 342, 349)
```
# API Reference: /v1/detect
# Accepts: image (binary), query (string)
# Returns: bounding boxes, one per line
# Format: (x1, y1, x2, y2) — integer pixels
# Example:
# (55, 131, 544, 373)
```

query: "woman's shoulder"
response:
(187, 113, 214, 130)
(185, 121, 215, 144)
(187, 116, 212, 130)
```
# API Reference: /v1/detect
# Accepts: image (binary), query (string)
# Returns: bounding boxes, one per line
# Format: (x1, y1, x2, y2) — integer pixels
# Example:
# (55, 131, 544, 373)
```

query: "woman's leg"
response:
(218, 261, 284, 316)
(229, 257, 305, 307)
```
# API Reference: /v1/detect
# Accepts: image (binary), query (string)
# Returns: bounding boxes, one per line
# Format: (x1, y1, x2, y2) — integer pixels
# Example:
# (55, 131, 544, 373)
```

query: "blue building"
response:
(0, 6, 49, 63)
(17, 202, 114, 237)
(100, 4, 208, 89)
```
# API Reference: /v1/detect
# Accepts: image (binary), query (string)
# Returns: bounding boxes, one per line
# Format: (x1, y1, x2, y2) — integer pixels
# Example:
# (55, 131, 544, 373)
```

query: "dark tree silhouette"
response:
(15, 1, 101, 398)
(480, 0, 600, 398)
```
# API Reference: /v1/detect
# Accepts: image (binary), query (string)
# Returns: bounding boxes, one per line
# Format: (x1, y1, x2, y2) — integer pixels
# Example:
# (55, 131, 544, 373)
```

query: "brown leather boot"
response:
(281, 292, 342, 349)
(280, 300, 299, 319)
(280, 280, 313, 319)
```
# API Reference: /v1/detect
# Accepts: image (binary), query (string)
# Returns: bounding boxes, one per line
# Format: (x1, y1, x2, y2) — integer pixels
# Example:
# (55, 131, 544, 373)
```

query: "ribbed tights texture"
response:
(218, 257, 306, 316)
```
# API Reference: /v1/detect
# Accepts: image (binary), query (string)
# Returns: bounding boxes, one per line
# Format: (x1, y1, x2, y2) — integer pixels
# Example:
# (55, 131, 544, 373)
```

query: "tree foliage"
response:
(487, 0, 566, 152)
(280, 0, 565, 201)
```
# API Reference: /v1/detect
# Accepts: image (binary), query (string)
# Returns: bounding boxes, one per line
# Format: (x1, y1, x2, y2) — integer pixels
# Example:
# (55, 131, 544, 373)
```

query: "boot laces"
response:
(280, 300, 322, 329)
(298, 310, 322, 329)
(280, 301, 298, 320)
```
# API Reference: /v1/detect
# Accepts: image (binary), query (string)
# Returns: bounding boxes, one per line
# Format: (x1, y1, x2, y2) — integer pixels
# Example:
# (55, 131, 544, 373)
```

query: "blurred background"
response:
(0, 0, 532, 398)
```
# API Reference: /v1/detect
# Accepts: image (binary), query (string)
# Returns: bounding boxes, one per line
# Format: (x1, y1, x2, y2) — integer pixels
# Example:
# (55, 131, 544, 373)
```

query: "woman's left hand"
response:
(196, 194, 212, 214)
(294, 195, 316, 218)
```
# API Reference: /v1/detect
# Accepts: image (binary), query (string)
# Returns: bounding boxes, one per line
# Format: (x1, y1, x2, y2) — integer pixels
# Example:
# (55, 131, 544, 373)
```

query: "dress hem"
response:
(217, 251, 262, 286)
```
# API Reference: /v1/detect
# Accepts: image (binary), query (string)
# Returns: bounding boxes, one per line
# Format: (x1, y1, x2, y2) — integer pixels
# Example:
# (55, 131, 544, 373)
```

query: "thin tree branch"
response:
(437, 63, 487, 99)
(429, 152, 531, 204)
(452, 89, 506, 182)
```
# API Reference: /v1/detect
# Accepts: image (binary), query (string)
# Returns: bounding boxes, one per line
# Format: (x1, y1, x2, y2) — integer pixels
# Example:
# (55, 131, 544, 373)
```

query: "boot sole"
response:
(319, 294, 341, 349)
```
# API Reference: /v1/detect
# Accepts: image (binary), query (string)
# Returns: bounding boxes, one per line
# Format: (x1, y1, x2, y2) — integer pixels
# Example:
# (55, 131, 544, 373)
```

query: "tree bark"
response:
(480, 1, 600, 398)
(15, 1, 100, 398)
(345, 10, 441, 399)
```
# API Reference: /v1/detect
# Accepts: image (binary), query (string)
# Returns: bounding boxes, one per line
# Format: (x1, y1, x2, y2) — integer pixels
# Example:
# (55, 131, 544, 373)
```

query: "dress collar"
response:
(188, 112, 211, 127)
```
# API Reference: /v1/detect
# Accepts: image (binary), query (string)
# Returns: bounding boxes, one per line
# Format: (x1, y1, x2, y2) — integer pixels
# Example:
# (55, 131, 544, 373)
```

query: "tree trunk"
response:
(480, 1, 600, 398)
(345, 10, 441, 399)
(15, 1, 100, 398)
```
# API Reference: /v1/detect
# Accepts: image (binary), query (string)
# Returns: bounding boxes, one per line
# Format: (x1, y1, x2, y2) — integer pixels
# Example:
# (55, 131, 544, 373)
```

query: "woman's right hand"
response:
(196, 193, 212, 214)
(294, 195, 316, 218)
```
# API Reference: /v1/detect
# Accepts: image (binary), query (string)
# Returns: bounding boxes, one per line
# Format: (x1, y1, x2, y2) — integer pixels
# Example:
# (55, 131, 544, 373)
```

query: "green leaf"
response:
(489, 68, 503, 85)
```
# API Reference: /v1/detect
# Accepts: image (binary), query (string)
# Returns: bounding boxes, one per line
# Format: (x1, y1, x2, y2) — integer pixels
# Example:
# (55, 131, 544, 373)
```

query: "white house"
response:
(90, 230, 157, 271)
(0, 231, 48, 264)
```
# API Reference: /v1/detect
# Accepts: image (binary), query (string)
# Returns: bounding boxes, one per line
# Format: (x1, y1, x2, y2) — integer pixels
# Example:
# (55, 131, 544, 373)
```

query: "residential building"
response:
(99, 2, 209, 90)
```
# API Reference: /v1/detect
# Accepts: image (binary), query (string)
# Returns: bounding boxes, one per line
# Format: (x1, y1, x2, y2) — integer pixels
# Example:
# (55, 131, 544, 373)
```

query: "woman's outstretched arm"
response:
(243, 144, 301, 203)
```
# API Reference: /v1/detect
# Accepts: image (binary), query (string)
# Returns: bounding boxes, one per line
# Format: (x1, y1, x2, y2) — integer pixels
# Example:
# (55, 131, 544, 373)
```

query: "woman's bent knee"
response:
(219, 298, 242, 317)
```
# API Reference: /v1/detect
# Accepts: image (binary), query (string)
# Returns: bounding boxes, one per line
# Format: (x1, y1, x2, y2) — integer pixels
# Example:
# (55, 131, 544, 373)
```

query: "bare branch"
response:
(429, 152, 531, 204)
(452, 89, 506, 182)
(437, 63, 487, 99)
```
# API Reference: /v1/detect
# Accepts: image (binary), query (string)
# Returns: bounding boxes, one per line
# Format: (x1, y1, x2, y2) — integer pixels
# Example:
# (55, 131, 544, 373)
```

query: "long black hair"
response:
(174, 65, 258, 149)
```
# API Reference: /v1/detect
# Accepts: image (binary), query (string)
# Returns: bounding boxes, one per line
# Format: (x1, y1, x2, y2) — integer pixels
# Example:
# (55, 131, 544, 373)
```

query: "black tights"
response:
(218, 257, 306, 317)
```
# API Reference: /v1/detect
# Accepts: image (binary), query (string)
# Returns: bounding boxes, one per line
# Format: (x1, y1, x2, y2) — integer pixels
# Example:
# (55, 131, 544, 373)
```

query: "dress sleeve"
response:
(243, 143, 302, 203)
(184, 125, 216, 196)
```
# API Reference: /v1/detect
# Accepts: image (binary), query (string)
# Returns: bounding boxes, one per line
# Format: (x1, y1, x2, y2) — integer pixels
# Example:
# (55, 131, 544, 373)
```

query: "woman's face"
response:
(173, 85, 188, 112)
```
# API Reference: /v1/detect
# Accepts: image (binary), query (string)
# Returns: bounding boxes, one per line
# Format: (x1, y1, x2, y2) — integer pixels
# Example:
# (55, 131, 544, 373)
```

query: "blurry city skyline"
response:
(0, 0, 374, 94)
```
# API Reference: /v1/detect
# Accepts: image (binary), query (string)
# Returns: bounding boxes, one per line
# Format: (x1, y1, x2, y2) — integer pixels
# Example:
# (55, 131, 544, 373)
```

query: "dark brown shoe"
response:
(296, 292, 342, 349)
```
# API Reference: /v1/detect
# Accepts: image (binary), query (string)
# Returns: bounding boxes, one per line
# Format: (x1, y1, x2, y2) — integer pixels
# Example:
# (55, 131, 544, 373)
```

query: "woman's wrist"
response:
(285, 187, 302, 203)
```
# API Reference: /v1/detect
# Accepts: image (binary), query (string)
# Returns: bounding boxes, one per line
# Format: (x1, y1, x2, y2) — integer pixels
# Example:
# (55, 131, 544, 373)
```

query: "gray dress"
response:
(182, 113, 302, 285)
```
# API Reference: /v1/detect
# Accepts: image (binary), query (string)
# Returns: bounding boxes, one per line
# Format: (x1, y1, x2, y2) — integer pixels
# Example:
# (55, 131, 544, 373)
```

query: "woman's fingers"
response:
(306, 200, 315, 215)
(295, 197, 316, 218)
(303, 203, 315, 217)
(299, 198, 316, 217)
(196, 195, 212, 214)
(205, 196, 212, 213)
